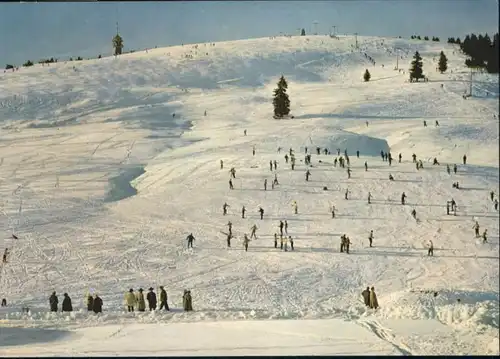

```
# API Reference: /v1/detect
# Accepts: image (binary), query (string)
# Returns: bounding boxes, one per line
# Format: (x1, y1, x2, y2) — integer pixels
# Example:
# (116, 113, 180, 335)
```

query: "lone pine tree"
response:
(409, 51, 424, 82)
(363, 69, 371, 82)
(438, 51, 448, 73)
(272, 76, 290, 118)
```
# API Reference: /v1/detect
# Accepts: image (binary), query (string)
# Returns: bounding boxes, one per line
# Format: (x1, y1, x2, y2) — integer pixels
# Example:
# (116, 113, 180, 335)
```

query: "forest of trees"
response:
(448, 32, 499, 73)
(410, 35, 440, 42)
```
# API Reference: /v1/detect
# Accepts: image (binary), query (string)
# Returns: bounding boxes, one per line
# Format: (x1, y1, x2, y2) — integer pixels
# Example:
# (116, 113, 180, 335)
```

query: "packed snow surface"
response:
(0, 35, 498, 355)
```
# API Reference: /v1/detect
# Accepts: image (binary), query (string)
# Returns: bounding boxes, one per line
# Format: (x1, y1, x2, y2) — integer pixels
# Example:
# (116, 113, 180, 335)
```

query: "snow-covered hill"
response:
(0, 35, 498, 356)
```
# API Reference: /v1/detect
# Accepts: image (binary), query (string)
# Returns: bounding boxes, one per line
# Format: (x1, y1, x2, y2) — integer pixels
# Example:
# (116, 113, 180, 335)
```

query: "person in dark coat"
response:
(62, 293, 73, 312)
(362, 287, 370, 306)
(93, 294, 103, 313)
(147, 287, 157, 311)
(86, 293, 94, 311)
(183, 290, 193, 311)
(49, 291, 58, 312)
(159, 286, 169, 311)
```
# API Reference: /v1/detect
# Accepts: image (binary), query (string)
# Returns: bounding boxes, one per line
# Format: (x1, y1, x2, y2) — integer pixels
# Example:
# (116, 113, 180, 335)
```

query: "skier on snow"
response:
(186, 233, 195, 248)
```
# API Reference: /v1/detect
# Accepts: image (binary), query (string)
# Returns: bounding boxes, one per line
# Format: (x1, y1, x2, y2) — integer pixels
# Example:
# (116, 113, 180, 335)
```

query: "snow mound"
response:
(378, 289, 499, 330)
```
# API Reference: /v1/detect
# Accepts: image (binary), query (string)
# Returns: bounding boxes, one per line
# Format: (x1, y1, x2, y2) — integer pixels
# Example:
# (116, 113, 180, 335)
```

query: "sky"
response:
(0, 0, 498, 66)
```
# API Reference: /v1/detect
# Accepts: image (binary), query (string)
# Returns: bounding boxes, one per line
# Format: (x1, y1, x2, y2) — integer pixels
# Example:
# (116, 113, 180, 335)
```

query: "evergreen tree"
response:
(416, 35, 421, 40)
(424, 36, 429, 41)
(438, 51, 448, 73)
(23, 60, 33, 67)
(301, 28, 306, 36)
(363, 69, 371, 82)
(113, 33, 124, 56)
(272, 76, 290, 118)
(409, 51, 424, 82)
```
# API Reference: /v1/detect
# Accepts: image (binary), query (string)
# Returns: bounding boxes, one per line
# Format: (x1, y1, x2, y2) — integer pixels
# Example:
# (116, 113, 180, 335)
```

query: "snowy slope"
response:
(0, 35, 498, 355)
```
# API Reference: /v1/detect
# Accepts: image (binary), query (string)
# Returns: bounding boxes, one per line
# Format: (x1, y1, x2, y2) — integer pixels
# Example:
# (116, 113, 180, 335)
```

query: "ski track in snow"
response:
(0, 35, 498, 355)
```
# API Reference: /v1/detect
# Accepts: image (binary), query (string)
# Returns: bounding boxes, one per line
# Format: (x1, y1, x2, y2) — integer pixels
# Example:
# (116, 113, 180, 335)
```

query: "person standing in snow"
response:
(453, 164, 457, 174)
(125, 289, 136, 312)
(368, 230, 374, 247)
(340, 235, 346, 252)
(494, 199, 498, 211)
(369, 287, 379, 309)
(368, 192, 372, 204)
(243, 234, 250, 251)
(292, 201, 298, 214)
(220, 159, 224, 169)
(147, 287, 157, 311)
(86, 293, 94, 311)
(427, 240, 434, 256)
(49, 291, 58, 312)
(229, 179, 234, 190)
(259, 207, 264, 220)
(136, 288, 146, 312)
(227, 221, 233, 236)
(462, 154, 467, 165)
(2, 248, 9, 264)
(62, 293, 73, 312)
(159, 286, 169, 311)
(482, 229, 488, 243)
(269, 160, 273, 171)
(347, 168, 351, 179)
(226, 232, 233, 247)
(331, 205, 336, 218)
(241, 206, 246, 219)
(289, 236, 294, 251)
(362, 287, 370, 306)
(305, 170, 311, 181)
(473, 221, 480, 237)
(273, 160, 277, 170)
(229, 167, 236, 179)
(252, 146, 256, 156)
(285, 154, 289, 164)
(223, 202, 229, 215)
(356, 150, 360, 158)
(250, 224, 258, 239)
(345, 189, 349, 200)
(93, 294, 103, 314)
(284, 220, 288, 235)
(274, 233, 278, 248)
(183, 290, 193, 311)
(398, 153, 402, 163)
(279, 220, 284, 237)
(364, 161, 368, 171)
(186, 233, 195, 248)
(401, 192, 407, 205)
